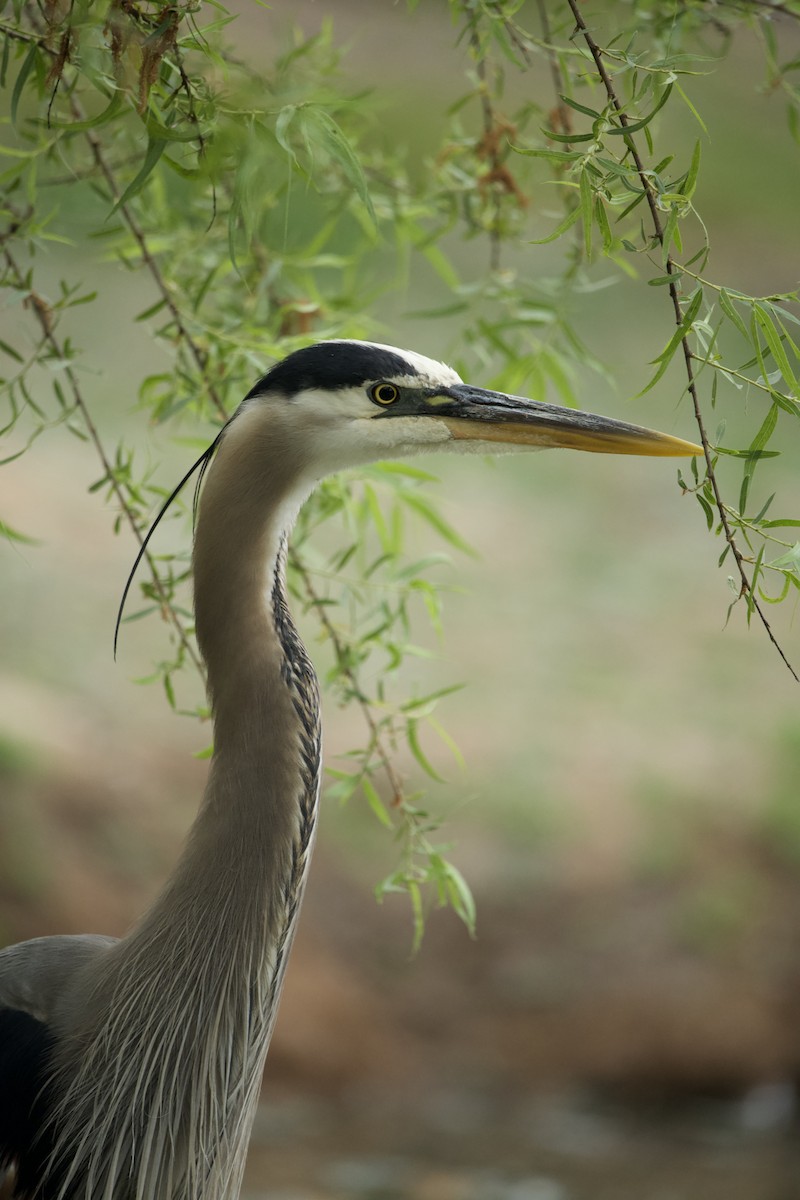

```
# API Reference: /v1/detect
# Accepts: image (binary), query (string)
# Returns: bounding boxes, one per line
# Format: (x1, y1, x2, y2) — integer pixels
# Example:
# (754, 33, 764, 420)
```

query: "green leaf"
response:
(362, 776, 393, 829)
(529, 203, 581, 245)
(579, 169, 593, 260)
(606, 83, 674, 135)
(274, 104, 298, 163)
(682, 139, 702, 199)
(648, 272, 682, 286)
(539, 127, 596, 144)
(767, 547, 800, 578)
(440, 860, 476, 935)
(697, 492, 715, 530)
(754, 304, 799, 396)
(110, 137, 168, 214)
(401, 492, 476, 557)
(0, 517, 39, 546)
(739, 402, 779, 514)
(594, 196, 613, 255)
(303, 107, 376, 228)
(47, 92, 123, 132)
(638, 288, 703, 396)
(512, 146, 583, 164)
(719, 289, 749, 341)
(406, 718, 445, 783)
(11, 44, 38, 126)
(559, 93, 603, 119)
(0, 339, 24, 363)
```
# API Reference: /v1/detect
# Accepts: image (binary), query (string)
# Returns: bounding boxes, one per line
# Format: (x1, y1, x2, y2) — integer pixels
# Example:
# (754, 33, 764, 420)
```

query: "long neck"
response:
(50, 407, 323, 1200)
(193, 406, 321, 835)
(172, 403, 322, 942)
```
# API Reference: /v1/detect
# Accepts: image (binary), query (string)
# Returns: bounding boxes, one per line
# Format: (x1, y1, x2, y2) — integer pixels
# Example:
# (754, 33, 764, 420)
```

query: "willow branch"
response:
(566, 0, 797, 682)
(2, 244, 204, 677)
(19, 10, 417, 780)
(289, 552, 406, 806)
(470, 30, 504, 272)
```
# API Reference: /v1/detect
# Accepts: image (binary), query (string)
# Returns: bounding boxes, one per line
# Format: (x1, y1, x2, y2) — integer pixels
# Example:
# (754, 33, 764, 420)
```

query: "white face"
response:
(248, 341, 532, 480)
(233, 339, 702, 490)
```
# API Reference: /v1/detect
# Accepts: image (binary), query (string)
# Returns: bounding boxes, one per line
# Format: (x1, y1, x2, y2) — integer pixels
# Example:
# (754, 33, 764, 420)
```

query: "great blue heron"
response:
(0, 340, 700, 1200)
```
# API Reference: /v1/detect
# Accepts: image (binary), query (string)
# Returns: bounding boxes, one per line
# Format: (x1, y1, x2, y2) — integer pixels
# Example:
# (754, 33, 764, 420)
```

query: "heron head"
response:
(114, 340, 701, 654)
(239, 339, 702, 475)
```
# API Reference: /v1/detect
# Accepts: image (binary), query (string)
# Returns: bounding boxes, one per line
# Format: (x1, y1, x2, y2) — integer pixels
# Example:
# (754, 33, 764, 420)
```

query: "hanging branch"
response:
(1, 243, 205, 678)
(565, 0, 798, 683)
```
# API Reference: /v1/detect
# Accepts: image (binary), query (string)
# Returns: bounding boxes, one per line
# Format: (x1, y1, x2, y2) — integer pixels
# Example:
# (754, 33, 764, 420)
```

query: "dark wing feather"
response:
(0, 1008, 57, 1199)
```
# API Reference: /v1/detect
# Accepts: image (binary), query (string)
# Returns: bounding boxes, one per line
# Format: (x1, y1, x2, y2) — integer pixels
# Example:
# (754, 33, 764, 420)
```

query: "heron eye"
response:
(369, 382, 399, 407)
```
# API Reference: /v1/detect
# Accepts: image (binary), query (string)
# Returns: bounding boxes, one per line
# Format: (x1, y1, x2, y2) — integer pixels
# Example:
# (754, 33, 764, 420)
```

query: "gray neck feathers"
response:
(47, 409, 322, 1200)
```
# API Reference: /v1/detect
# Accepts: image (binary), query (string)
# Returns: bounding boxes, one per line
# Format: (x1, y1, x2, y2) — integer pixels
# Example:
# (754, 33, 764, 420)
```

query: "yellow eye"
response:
(369, 382, 399, 407)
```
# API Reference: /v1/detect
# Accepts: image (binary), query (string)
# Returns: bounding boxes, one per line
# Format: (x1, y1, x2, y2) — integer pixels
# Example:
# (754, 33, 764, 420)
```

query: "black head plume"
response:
(113, 428, 226, 658)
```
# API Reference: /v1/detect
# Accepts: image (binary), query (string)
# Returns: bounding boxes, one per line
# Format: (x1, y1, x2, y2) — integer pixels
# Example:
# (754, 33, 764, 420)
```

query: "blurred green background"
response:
(2, 2, 800, 1197)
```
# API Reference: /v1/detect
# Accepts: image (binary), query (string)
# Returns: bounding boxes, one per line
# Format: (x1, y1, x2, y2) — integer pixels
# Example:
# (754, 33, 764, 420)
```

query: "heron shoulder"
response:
(0, 934, 117, 1026)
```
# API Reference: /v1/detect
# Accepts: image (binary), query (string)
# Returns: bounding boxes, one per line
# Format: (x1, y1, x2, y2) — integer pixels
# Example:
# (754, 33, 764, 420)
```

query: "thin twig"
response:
(470, 29, 504, 273)
(289, 552, 405, 806)
(2, 244, 205, 678)
(566, 0, 798, 682)
(535, 0, 572, 137)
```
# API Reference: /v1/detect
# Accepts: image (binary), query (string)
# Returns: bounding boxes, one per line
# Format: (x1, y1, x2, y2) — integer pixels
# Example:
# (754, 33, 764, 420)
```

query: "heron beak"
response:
(437, 385, 702, 457)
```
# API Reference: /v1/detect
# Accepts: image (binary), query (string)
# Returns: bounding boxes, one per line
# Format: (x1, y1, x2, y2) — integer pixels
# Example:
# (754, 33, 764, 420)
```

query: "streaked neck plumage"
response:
(48, 404, 322, 1200)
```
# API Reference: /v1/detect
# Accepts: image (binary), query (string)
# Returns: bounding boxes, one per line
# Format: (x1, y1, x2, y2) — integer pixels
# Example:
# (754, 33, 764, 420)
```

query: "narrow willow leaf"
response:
(421, 242, 461, 290)
(142, 112, 203, 144)
(674, 81, 709, 133)
(594, 194, 614, 255)
(512, 146, 583, 163)
(409, 881, 425, 955)
(559, 93, 603, 119)
(759, 574, 792, 605)
(362, 776, 393, 829)
(0, 29, 9, 88)
(616, 191, 647, 222)
(530, 203, 581, 245)
(402, 492, 476, 556)
(682, 139, 702, 199)
(749, 545, 766, 620)
(47, 92, 123, 132)
(579, 170, 593, 259)
(373, 462, 440, 482)
(638, 288, 703, 396)
(136, 298, 169, 322)
(11, 44, 37, 125)
(648, 271, 682, 286)
(110, 137, 167, 214)
(719, 289, 749, 341)
(606, 82, 674, 135)
(303, 107, 377, 227)
(0, 339, 24, 363)
(0, 517, 39, 545)
(697, 492, 714, 530)
(274, 104, 298, 162)
(539, 127, 596, 145)
(714, 447, 779, 460)
(740, 401, 779, 514)
(440, 859, 476, 934)
(406, 718, 446, 783)
(754, 304, 799, 395)
(661, 205, 680, 265)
